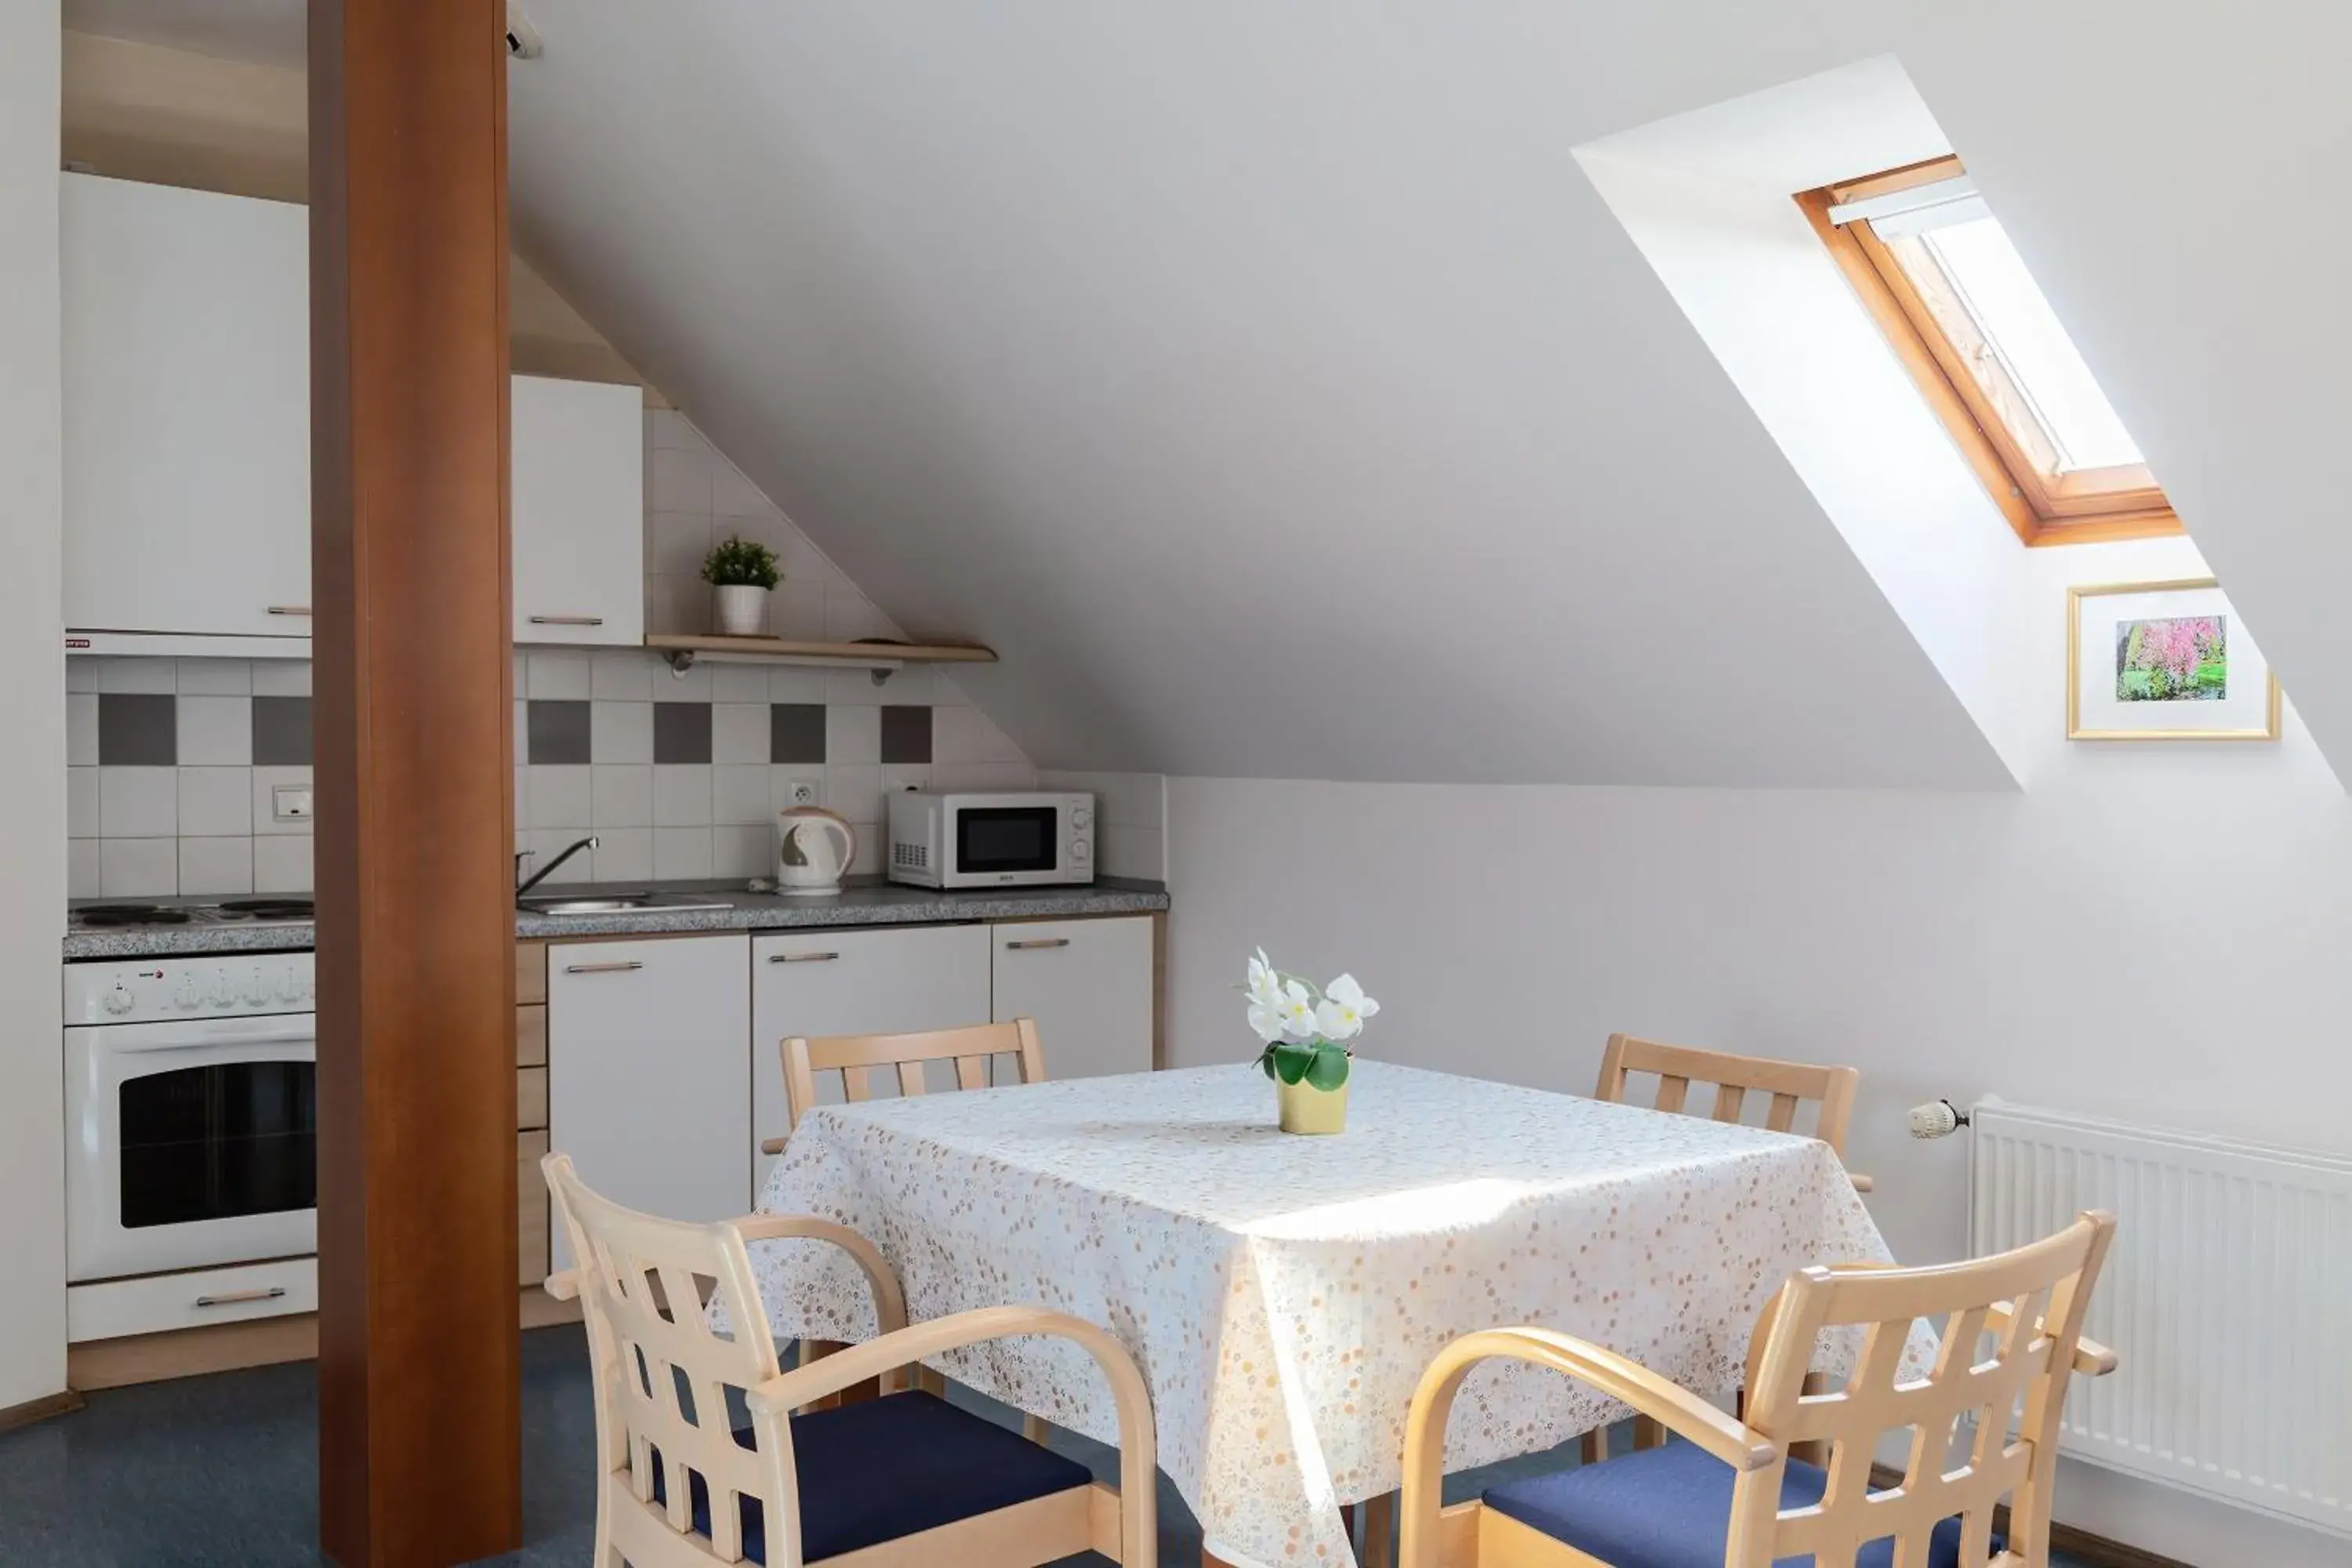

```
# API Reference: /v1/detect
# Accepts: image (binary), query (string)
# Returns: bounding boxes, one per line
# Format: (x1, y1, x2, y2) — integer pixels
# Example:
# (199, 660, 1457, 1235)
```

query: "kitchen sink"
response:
(517, 892, 736, 916)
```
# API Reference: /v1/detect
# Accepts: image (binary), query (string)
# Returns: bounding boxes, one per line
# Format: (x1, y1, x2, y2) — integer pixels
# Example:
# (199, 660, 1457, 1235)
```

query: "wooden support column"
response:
(310, 2, 521, 1564)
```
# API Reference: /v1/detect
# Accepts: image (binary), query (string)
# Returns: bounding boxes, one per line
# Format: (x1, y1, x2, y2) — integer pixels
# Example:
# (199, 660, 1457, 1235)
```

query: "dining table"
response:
(738, 1059, 1922, 1568)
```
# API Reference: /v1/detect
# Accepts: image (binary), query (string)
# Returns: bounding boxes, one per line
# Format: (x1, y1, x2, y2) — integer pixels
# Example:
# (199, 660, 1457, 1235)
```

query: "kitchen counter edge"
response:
(63, 882, 1171, 960)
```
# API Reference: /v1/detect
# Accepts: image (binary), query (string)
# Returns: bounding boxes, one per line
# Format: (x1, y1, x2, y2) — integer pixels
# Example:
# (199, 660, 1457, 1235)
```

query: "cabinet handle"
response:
(195, 1286, 288, 1308)
(1004, 938, 1072, 951)
(529, 615, 605, 626)
(563, 960, 644, 975)
(267, 605, 311, 617)
(768, 951, 840, 964)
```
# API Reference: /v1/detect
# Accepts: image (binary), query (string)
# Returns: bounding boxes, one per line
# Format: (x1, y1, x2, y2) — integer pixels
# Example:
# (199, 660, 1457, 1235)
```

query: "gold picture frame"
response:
(2067, 577, 2281, 741)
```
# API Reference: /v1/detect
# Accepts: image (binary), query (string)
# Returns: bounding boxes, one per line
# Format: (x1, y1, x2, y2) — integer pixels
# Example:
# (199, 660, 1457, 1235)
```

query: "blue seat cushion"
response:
(648, 1390, 1093, 1563)
(1484, 1440, 1993, 1568)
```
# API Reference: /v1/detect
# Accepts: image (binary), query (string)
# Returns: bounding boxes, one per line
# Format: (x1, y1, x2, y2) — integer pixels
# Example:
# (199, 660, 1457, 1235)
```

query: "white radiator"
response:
(1969, 1100, 2352, 1540)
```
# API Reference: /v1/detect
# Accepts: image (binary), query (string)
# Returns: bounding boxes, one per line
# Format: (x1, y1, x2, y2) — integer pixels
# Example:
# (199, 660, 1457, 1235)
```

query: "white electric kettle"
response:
(775, 806, 856, 896)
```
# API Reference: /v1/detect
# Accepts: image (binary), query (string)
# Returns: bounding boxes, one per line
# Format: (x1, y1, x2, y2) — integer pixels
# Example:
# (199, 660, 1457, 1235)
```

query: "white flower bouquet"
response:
(1243, 948, 1379, 1093)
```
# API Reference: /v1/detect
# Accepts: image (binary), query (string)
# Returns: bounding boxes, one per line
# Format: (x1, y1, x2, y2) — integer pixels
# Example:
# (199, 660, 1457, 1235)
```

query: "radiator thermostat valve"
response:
(1907, 1098, 1970, 1139)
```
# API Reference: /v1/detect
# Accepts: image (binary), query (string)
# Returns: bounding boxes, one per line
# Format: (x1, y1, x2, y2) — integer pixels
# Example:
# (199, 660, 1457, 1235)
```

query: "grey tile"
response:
(528, 699, 592, 765)
(652, 702, 712, 764)
(250, 696, 310, 767)
(97, 693, 176, 766)
(880, 705, 933, 765)
(771, 703, 826, 764)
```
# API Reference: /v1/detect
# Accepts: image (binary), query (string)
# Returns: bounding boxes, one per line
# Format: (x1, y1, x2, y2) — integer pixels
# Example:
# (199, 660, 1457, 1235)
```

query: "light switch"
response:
(272, 785, 314, 822)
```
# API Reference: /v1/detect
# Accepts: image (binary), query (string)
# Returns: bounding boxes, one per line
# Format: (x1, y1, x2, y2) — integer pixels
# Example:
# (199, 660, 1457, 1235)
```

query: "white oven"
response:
(886, 789, 1096, 888)
(64, 954, 317, 1284)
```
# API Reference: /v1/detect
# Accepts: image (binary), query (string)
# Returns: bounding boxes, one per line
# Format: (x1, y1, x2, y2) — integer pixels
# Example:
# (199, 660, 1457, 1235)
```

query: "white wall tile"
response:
(932, 704, 984, 764)
(591, 828, 652, 883)
(528, 649, 593, 701)
(770, 767, 826, 812)
(713, 764, 771, 826)
(590, 649, 656, 702)
(932, 761, 1037, 790)
(874, 666, 934, 706)
(826, 706, 881, 765)
(67, 659, 100, 694)
(825, 668, 883, 707)
(647, 409, 707, 452)
(776, 535, 844, 592)
(180, 837, 254, 896)
(177, 695, 253, 766)
(251, 659, 313, 697)
(514, 766, 529, 830)
(657, 658, 713, 702)
(646, 574, 709, 636)
(1099, 825, 1164, 881)
(768, 666, 827, 704)
(971, 710, 1028, 764)
(653, 826, 715, 880)
(97, 657, 175, 694)
(99, 768, 177, 837)
(881, 765, 931, 797)
(653, 764, 713, 827)
(590, 764, 653, 827)
(711, 663, 770, 704)
(648, 448, 713, 513)
(824, 764, 883, 823)
(710, 457, 769, 517)
(712, 703, 768, 764)
(179, 768, 253, 837)
(101, 838, 179, 897)
(712, 824, 772, 880)
(771, 583, 828, 640)
(175, 658, 252, 695)
(648, 512, 712, 578)
(67, 693, 97, 767)
(67, 840, 101, 898)
(67, 767, 99, 839)
(528, 764, 593, 829)
(514, 699, 528, 760)
(847, 826, 884, 877)
(251, 766, 314, 836)
(252, 835, 313, 895)
(590, 700, 653, 764)
(824, 590, 887, 643)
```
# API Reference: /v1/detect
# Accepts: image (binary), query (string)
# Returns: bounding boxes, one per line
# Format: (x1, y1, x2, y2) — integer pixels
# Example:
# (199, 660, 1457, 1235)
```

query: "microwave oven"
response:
(887, 790, 1095, 889)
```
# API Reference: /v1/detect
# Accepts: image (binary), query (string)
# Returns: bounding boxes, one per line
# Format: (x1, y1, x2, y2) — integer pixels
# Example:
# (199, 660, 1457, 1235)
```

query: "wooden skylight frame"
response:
(1798, 156, 2183, 547)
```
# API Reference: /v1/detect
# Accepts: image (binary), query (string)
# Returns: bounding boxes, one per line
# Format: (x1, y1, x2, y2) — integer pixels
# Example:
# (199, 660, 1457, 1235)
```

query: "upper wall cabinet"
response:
(512, 375, 644, 647)
(63, 175, 313, 641)
(61, 176, 645, 650)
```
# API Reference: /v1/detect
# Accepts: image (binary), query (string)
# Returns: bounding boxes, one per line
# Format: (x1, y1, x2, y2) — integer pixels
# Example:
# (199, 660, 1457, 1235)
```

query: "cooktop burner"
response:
(215, 898, 315, 920)
(73, 903, 193, 929)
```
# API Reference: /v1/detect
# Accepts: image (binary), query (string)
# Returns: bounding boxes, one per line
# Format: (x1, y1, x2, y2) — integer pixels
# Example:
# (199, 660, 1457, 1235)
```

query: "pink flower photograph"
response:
(2114, 614, 2226, 702)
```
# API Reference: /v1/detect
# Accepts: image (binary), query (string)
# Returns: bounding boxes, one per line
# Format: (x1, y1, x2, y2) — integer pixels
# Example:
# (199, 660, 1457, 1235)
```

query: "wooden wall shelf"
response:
(643, 634, 996, 681)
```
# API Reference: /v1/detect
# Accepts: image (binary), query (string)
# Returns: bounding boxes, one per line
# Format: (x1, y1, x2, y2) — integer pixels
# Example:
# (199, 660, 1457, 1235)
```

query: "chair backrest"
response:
(1595, 1033, 1860, 1154)
(781, 1018, 1047, 1133)
(1730, 1210, 2118, 1568)
(543, 1152, 903, 1568)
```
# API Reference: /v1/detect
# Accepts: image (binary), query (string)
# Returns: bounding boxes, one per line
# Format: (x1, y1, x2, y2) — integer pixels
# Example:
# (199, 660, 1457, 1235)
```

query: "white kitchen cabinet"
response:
(549, 934, 750, 1269)
(513, 375, 644, 646)
(62, 174, 313, 640)
(991, 916, 1156, 1082)
(750, 925, 992, 1194)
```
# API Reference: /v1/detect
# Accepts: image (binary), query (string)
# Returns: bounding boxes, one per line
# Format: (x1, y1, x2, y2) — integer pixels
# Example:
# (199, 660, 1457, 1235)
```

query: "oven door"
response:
(64, 1015, 318, 1282)
(949, 804, 1064, 883)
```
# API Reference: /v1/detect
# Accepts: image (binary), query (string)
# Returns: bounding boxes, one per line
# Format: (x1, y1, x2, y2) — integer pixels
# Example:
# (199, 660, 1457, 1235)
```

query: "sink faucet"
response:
(516, 836, 598, 898)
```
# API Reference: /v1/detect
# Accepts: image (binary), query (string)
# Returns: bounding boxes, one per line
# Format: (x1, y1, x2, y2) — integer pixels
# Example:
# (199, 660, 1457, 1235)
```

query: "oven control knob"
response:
(101, 983, 135, 1016)
(1072, 808, 1094, 829)
(243, 971, 270, 1005)
(171, 976, 202, 1010)
(1069, 838, 1091, 862)
(209, 975, 237, 1007)
(278, 971, 304, 1003)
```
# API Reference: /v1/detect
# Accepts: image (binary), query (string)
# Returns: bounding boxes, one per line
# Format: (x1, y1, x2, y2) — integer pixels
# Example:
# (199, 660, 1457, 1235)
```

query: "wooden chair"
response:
(1595, 1034, 1870, 1192)
(543, 1152, 1157, 1568)
(759, 1018, 1049, 1155)
(1400, 1211, 2118, 1568)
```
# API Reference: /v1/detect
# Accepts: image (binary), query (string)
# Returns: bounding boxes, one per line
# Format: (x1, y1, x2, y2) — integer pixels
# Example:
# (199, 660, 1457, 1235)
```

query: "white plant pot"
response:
(714, 583, 770, 637)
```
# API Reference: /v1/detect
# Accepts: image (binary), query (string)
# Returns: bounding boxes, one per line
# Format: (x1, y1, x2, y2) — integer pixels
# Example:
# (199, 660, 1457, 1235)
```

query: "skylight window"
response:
(1800, 158, 2180, 546)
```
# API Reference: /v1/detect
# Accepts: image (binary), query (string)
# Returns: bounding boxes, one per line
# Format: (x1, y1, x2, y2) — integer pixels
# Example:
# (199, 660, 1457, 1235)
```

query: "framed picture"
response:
(2067, 577, 2281, 741)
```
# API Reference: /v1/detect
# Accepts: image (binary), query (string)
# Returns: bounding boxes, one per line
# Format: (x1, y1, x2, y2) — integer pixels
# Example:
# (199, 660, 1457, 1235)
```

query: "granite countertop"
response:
(62, 877, 1170, 960)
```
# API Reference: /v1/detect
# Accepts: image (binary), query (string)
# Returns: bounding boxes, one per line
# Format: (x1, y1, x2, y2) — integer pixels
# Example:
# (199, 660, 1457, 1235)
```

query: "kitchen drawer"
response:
(517, 1065, 548, 1131)
(517, 1130, 550, 1288)
(516, 941, 547, 1005)
(68, 1256, 317, 1343)
(515, 1004, 547, 1069)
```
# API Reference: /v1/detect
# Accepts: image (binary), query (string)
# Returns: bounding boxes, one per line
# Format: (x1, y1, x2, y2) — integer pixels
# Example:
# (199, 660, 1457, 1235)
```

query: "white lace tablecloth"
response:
(741, 1061, 1915, 1568)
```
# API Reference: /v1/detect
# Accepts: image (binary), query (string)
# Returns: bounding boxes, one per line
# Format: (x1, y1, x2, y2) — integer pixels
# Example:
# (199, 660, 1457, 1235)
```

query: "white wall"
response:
(0, 0, 70, 1413)
(1164, 535, 2349, 1565)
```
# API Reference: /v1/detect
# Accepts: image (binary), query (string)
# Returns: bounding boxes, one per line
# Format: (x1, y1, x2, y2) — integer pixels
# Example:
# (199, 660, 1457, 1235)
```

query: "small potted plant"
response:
(1244, 949, 1378, 1134)
(703, 535, 782, 636)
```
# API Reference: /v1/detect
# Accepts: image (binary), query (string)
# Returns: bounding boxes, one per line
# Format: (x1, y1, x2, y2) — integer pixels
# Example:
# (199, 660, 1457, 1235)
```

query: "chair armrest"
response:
(1849, 1172, 1875, 1194)
(759, 1134, 787, 1156)
(543, 1269, 580, 1302)
(727, 1213, 909, 1341)
(744, 1306, 1160, 1568)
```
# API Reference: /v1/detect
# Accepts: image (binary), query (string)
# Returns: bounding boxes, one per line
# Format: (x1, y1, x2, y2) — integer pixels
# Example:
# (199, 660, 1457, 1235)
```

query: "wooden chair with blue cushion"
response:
(1399, 1211, 2118, 1568)
(543, 1152, 1157, 1568)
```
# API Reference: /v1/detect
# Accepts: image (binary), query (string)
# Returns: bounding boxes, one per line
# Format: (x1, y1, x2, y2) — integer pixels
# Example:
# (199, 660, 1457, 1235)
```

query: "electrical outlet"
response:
(272, 785, 314, 822)
(788, 779, 819, 807)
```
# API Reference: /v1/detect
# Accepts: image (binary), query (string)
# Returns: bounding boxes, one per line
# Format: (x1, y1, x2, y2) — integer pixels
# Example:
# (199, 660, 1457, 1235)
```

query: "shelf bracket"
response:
(870, 665, 895, 687)
(662, 647, 699, 675)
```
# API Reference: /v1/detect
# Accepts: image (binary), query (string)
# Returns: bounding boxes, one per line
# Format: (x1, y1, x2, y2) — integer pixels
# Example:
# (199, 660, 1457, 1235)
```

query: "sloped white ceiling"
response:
(105, 2, 2352, 786)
